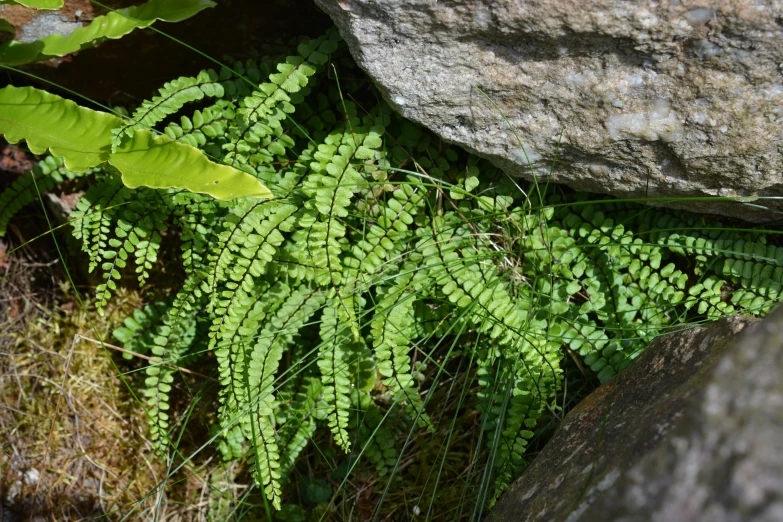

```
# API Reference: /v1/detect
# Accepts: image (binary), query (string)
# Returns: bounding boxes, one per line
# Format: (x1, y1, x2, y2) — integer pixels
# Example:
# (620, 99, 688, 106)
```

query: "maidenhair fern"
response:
(2, 29, 782, 512)
(0, 155, 89, 236)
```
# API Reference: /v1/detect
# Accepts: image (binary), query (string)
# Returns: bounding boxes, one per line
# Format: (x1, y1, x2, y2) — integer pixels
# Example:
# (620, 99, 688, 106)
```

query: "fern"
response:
(277, 376, 323, 479)
(112, 300, 168, 359)
(70, 177, 132, 276)
(0, 155, 87, 236)
(0, 85, 271, 200)
(244, 286, 325, 509)
(317, 300, 354, 453)
(355, 392, 402, 479)
(205, 462, 239, 521)
(0, 0, 214, 66)
(371, 264, 432, 426)
(3, 31, 782, 512)
(112, 68, 231, 149)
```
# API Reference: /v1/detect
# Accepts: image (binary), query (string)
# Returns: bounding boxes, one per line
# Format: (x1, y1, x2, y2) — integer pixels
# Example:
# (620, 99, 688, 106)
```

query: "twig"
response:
(74, 335, 216, 381)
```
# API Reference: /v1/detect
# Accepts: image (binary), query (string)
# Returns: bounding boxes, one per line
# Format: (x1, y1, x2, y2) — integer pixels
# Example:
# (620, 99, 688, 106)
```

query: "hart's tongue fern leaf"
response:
(1, 29, 782, 511)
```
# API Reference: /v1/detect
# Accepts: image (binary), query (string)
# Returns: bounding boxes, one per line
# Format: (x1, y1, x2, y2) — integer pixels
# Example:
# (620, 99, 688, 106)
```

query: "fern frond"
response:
(214, 281, 287, 445)
(143, 310, 197, 453)
(217, 424, 247, 462)
(493, 336, 562, 496)
(371, 264, 431, 427)
(70, 177, 130, 274)
(206, 200, 297, 319)
(165, 100, 236, 151)
(351, 178, 426, 276)
(0, 156, 87, 237)
(317, 300, 354, 452)
(205, 462, 238, 521)
(113, 300, 169, 359)
(90, 188, 171, 313)
(298, 119, 381, 288)
(278, 376, 323, 479)
(224, 32, 340, 171)
(112, 68, 234, 150)
(244, 286, 325, 509)
(356, 394, 401, 479)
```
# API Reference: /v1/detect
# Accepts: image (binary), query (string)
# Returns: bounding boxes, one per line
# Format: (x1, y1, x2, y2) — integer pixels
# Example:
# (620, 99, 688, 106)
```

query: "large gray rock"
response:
(487, 308, 783, 522)
(315, 0, 783, 220)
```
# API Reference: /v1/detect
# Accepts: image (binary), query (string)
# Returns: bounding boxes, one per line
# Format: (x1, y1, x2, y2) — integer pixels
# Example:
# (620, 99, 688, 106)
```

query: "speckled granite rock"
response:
(487, 308, 783, 522)
(315, 0, 783, 221)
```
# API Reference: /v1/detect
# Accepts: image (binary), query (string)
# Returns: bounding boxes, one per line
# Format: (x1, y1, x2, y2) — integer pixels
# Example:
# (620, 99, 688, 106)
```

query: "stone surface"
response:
(16, 12, 81, 44)
(315, 0, 783, 221)
(487, 308, 783, 522)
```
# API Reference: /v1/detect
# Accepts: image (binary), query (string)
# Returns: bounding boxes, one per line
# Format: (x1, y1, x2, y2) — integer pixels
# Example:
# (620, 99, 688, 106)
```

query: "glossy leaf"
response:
(0, 0, 214, 65)
(0, 0, 63, 8)
(0, 86, 272, 199)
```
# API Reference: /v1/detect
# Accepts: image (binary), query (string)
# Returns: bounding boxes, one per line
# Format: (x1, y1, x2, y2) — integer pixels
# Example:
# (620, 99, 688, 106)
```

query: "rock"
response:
(16, 12, 81, 44)
(0, 0, 101, 45)
(487, 308, 783, 522)
(315, 0, 783, 221)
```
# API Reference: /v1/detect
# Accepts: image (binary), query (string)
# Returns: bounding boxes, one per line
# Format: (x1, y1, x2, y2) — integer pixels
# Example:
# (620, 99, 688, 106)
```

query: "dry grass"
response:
(0, 236, 240, 522)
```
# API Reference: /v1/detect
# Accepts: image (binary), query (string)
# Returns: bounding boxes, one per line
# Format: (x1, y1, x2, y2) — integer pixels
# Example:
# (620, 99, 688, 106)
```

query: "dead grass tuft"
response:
(0, 238, 234, 521)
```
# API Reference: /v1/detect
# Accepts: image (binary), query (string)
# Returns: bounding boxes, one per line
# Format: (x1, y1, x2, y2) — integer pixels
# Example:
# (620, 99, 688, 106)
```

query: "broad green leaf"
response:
(0, 85, 117, 170)
(0, 19, 13, 34)
(0, 0, 214, 66)
(0, 0, 63, 8)
(0, 86, 272, 200)
(111, 129, 273, 198)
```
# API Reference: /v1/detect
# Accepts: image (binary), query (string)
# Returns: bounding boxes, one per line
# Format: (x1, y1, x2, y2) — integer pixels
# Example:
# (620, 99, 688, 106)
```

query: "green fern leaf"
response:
(0, 156, 87, 237)
(278, 377, 323, 478)
(0, 86, 272, 199)
(371, 266, 431, 427)
(244, 287, 325, 509)
(113, 301, 169, 359)
(318, 301, 354, 452)
(0, 0, 62, 8)
(0, 0, 214, 66)
(70, 177, 130, 275)
(112, 68, 233, 150)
